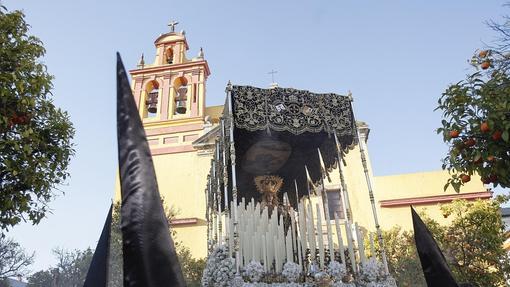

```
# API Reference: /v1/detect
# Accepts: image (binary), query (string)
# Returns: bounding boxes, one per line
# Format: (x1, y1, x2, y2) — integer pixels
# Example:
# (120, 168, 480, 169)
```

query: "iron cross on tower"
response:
(268, 69, 278, 83)
(168, 20, 179, 33)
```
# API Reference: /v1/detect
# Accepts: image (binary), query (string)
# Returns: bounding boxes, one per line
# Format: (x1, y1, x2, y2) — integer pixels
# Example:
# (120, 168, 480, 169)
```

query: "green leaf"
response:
(502, 130, 509, 142)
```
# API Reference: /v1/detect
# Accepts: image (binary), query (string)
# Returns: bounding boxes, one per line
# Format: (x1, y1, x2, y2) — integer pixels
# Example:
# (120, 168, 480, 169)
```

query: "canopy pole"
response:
(226, 81, 241, 275)
(221, 117, 231, 249)
(212, 160, 218, 247)
(333, 131, 357, 275)
(215, 141, 223, 244)
(350, 96, 390, 275)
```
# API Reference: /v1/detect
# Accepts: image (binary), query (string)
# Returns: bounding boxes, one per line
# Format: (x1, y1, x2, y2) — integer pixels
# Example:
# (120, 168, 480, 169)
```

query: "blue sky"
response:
(3, 0, 507, 271)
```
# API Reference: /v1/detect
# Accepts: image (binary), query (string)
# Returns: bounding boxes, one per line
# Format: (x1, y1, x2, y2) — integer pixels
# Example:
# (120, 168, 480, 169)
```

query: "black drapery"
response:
(412, 207, 459, 287)
(83, 204, 112, 287)
(116, 53, 185, 287)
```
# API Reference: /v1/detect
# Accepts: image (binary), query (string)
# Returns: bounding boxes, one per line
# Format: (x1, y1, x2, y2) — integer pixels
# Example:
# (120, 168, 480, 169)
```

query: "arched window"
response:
(145, 80, 159, 117)
(166, 47, 174, 64)
(173, 77, 188, 115)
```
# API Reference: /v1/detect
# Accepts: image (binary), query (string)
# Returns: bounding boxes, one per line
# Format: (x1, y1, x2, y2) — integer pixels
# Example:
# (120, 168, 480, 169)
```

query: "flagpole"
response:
(221, 117, 231, 249)
(350, 94, 389, 275)
(226, 81, 241, 275)
(215, 141, 223, 244)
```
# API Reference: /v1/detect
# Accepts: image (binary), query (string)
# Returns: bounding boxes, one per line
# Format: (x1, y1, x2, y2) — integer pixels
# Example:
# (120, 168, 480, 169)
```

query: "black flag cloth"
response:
(116, 53, 185, 286)
(83, 204, 112, 287)
(412, 207, 459, 287)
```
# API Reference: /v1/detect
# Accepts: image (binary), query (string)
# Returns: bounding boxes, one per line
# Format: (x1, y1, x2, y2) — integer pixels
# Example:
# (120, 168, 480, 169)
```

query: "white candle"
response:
(297, 227, 303, 270)
(323, 200, 335, 264)
(252, 235, 256, 262)
(286, 232, 293, 263)
(307, 200, 316, 261)
(298, 201, 307, 251)
(291, 208, 296, 256)
(279, 214, 285, 263)
(334, 214, 346, 269)
(345, 220, 357, 273)
(355, 223, 367, 265)
(316, 203, 325, 269)
(265, 232, 270, 270)
(274, 235, 280, 272)
(268, 232, 274, 272)
(262, 234, 268, 272)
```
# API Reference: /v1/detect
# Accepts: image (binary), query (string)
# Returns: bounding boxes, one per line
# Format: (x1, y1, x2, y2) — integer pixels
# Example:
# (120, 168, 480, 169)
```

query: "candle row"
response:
(212, 195, 378, 275)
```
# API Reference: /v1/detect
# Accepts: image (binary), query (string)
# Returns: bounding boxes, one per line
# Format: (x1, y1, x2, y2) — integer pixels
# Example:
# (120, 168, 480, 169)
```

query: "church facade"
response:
(115, 27, 489, 259)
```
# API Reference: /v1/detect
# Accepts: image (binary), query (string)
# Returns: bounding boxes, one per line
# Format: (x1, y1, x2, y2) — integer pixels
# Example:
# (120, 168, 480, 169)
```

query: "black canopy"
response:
(222, 85, 357, 207)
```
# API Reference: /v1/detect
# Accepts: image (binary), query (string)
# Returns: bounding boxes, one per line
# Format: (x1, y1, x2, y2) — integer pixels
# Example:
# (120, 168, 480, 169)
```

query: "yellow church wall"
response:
(318, 135, 488, 236)
(372, 170, 487, 231)
(151, 147, 214, 259)
(152, 152, 208, 218)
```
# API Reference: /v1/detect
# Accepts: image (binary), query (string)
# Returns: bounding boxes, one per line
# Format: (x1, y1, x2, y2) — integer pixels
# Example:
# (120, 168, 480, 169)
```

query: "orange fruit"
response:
(481, 61, 491, 70)
(460, 174, 471, 183)
(480, 122, 490, 133)
(464, 138, 476, 147)
(449, 130, 460, 138)
(492, 131, 502, 141)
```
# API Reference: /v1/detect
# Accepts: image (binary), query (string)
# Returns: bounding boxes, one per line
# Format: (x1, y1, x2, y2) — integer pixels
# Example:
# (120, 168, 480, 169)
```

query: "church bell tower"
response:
(124, 23, 217, 259)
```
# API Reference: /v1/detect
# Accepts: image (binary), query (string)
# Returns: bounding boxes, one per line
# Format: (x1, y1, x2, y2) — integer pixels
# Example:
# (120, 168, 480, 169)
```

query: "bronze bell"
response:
(175, 100, 187, 114)
(175, 86, 187, 114)
(146, 91, 158, 114)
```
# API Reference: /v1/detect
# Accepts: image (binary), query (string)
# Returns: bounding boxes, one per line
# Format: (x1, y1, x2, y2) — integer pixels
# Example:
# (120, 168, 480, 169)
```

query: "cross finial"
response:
(168, 20, 179, 33)
(268, 69, 278, 83)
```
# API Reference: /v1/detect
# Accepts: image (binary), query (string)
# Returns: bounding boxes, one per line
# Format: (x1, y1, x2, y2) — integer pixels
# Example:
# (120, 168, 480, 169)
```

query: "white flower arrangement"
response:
(282, 262, 301, 283)
(374, 276, 397, 287)
(360, 258, 381, 282)
(243, 260, 265, 283)
(241, 283, 308, 287)
(357, 258, 398, 287)
(202, 245, 236, 287)
(326, 261, 347, 282)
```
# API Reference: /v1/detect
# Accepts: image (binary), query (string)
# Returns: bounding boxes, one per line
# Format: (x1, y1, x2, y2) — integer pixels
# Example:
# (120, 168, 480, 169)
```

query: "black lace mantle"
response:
(230, 85, 356, 141)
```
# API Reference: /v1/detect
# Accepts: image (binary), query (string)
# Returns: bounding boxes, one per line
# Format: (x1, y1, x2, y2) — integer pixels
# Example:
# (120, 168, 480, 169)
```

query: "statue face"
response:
(261, 178, 279, 194)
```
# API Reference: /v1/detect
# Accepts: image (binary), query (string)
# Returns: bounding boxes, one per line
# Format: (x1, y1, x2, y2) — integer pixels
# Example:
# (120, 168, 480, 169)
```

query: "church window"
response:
(174, 77, 188, 115)
(327, 189, 345, 219)
(145, 80, 159, 117)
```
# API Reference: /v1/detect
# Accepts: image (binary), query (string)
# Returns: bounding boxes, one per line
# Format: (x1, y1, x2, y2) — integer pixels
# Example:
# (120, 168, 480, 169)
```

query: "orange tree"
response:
(0, 6, 74, 232)
(436, 48, 510, 191)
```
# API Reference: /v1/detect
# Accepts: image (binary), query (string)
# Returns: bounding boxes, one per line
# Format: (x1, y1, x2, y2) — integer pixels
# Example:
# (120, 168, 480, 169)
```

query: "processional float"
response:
(202, 84, 396, 286)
